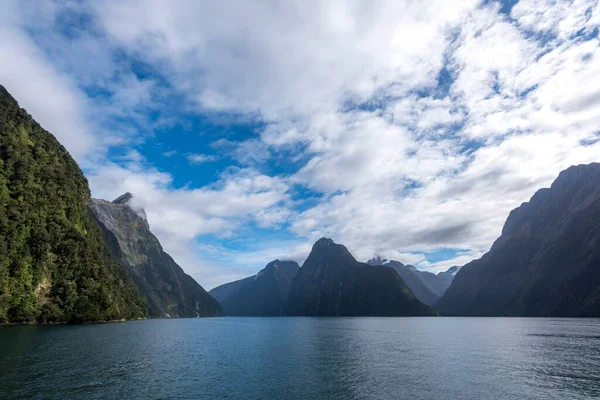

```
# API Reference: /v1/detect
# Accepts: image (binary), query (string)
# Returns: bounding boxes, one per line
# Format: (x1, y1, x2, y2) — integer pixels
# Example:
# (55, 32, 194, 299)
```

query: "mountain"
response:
(419, 266, 461, 297)
(367, 257, 439, 306)
(286, 238, 436, 316)
(0, 85, 146, 323)
(367, 256, 460, 302)
(209, 276, 255, 305)
(209, 260, 300, 316)
(436, 266, 460, 292)
(437, 163, 600, 317)
(90, 194, 221, 318)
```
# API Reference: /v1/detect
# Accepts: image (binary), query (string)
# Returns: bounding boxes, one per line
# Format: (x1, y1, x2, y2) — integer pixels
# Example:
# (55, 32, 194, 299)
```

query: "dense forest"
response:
(0, 85, 146, 323)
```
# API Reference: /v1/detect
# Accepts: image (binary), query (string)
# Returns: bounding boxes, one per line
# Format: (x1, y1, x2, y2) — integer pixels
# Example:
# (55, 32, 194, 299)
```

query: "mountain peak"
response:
(259, 259, 281, 276)
(112, 192, 133, 204)
(260, 259, 300, 279)
(367, 255, 385, 265)
(554, 162, 600, 186)
(367, 256, 408, 269)
(288, 238, 435, 316)
(442, 266, 460, 276)
(309, 238, 354, 260)
(500, 163, 600, 242)
(103, 192, 148, 225)
(314, 237, 335, 247)
(210, 260, 300, 316)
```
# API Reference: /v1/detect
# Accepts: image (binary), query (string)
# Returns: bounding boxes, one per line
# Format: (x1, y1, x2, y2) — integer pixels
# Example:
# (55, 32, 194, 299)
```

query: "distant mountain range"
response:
(91, 194, 221, 318)
(286, 238, 436, 316)
(427, 266, 460, 297)
(209, 260, 299, 316)
(437, 163, 600, 317)
(212, 239, 437, 317)
(366, 257, 459, 306)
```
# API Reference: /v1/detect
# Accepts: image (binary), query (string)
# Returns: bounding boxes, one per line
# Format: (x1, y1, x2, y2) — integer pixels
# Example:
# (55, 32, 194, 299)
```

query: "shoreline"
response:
(3, 315, 599, 326)
(0, 317, 147, 326)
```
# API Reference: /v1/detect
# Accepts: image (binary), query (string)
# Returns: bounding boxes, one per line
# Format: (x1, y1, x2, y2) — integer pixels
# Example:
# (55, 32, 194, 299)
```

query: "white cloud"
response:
(212, 138, 271, 166)
(187, 153, 218, 164)
(277, 1, 600, 271)
(0, 2, 95, 160)
(87, 163, 291, 240)
(418, 249, 485, 273)
(511, 0, 599, 40)
(91, 0, 480, 118)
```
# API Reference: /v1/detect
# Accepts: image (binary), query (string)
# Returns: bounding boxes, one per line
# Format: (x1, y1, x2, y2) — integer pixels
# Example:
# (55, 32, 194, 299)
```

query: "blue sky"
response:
(2, 0, 600, 289)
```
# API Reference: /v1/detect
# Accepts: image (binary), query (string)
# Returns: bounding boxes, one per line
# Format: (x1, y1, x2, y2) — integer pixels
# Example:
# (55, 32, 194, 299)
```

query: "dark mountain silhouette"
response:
(437, 163, 600, 317)
(209, 276, 254, 305)
(367, 257, 440, 306)
(209, 260, 299, 316)
(286, 238, 436, 316)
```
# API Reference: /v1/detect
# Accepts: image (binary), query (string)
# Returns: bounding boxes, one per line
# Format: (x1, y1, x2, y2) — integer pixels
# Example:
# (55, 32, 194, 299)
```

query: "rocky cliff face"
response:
(437, 163, 600, 317)
(90, 194, 221, 318)
(209, 260, 300, 316)
(286, 238, 436, 316)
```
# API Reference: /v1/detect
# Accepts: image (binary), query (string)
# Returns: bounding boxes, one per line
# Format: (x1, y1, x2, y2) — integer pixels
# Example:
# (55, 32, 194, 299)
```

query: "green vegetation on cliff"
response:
(0, 85, 146, 323)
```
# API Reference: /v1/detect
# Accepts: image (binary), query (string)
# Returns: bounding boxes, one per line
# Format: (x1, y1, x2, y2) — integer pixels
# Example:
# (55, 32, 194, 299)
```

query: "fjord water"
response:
(1, 318, 599, 399)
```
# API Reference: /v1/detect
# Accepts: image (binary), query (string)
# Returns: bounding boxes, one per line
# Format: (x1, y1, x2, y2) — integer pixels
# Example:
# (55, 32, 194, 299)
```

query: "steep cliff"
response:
(90, 195, 221, 318)
(437, 164, 600, 317)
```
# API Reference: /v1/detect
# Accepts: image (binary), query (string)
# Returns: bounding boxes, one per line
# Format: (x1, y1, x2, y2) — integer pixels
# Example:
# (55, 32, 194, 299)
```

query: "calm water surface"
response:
(1, 317, 599, 399)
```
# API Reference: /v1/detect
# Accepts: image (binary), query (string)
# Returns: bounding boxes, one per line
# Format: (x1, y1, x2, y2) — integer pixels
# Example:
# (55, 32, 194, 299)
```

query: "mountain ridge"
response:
(90, 193, 221, 318)
(437, 163, 600, 317)
(209, 259, 300, 316)
(367, 256, 459, 303)
(286, 238, 436, 316)
(366, 257, 440, 306)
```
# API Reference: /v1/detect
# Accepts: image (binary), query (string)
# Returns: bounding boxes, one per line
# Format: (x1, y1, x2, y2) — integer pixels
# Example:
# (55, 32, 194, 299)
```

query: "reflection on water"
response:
(1, 318, 599, 399)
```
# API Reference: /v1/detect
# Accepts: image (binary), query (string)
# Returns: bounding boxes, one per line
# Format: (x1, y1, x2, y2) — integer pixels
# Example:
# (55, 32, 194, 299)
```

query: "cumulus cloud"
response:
(91, 0, 479, 118)
(187, 153, 218, 164)
(87, 163, 291, 239)
(0, 1, 96, 160)
(162, 150, 177, 157)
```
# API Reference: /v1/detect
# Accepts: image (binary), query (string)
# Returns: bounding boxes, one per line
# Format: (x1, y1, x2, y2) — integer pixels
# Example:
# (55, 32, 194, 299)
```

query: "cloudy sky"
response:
(2, 0, 600, 289)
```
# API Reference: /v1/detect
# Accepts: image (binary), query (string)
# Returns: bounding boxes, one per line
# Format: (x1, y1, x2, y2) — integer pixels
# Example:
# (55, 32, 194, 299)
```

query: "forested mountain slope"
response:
(0, 85, 146, 323)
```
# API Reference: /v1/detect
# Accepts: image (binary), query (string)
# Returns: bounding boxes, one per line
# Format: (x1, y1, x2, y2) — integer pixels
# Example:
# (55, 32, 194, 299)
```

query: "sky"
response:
(1, 0, 600, 290)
